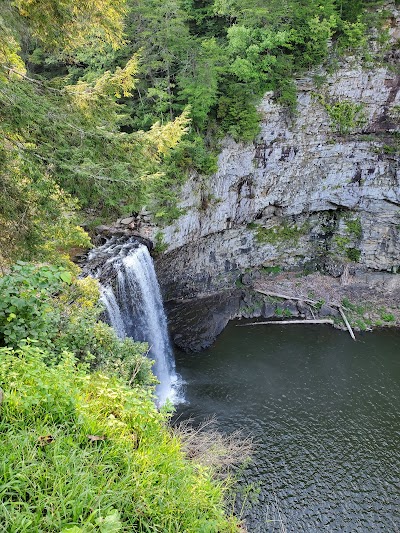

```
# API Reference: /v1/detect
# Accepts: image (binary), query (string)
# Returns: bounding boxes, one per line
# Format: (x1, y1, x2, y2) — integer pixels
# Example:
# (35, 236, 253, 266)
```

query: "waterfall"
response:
(85, 238, 178, 405)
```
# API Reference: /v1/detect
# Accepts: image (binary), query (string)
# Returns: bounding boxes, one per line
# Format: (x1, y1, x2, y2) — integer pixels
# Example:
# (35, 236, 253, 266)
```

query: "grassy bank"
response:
(0, 344, 241, 532)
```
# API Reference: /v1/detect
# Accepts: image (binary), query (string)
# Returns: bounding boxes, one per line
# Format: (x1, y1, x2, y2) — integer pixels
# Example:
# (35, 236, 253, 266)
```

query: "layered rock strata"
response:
(156, 57, 400, 302)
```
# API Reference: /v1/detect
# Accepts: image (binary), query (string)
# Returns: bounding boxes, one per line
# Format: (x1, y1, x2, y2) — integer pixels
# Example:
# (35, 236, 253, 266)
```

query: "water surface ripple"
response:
(174, 324, 400, 532)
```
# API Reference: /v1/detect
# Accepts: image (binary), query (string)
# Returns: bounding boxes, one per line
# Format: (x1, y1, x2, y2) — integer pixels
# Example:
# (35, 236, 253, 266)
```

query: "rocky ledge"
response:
(153, 12, 400, 350)
(166, 268, 400, 352)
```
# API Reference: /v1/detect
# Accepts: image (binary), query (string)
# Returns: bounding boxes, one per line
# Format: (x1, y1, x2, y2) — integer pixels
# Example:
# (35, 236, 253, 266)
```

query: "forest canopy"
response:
(0, 0, 383, 266)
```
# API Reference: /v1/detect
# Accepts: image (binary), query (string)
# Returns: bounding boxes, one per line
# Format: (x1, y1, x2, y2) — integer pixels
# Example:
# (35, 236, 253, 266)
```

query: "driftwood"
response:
(253, 288, 356, 340)
(338, 306, 356, 341)
(237, 319, 334, 327)
(254, 289, 321, 306)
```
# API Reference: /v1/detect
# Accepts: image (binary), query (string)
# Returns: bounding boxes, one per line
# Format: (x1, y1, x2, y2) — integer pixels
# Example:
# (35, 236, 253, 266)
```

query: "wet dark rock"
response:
(241, 273, 253, 286)
(241, 269, 262, 286)
(281, 301, 300, 317)
(296, 300, 314, 319)
(165, 290, 242, 352)
(319, 304, 339, 317)
(261, 302, 276, 318)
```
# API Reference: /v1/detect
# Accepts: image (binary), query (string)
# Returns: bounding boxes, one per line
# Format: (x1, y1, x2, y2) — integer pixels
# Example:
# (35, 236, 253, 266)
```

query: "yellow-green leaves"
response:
(0, 13, 26, 79)
(0, 344, 240, 531)
(14, 0, 127, 51)
(147, 108, 191, 156)
(66, 55, 139, 114)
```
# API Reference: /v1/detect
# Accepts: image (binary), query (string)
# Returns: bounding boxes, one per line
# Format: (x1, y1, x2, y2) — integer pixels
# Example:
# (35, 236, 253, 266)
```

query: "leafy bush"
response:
(346, 247, 361, 262)
(346, 218, 362, 238)
(316, 95, 367, 134)
(217, 89, 261, 142)
(337, 17, 368, 51)
(0, 264, 155, 387)
(380, 311, 396, 322)
(0, 262, 70, 347)
(261, 265, 282, 275)
(256, 223, 307, 245)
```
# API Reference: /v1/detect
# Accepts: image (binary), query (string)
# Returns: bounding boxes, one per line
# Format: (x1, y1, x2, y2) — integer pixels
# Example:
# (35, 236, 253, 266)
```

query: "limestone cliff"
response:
(156, 26, 400, 302)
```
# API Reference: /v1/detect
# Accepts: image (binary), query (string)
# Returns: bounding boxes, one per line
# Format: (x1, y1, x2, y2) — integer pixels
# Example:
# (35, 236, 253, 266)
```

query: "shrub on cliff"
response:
(0, 262, 155, 388)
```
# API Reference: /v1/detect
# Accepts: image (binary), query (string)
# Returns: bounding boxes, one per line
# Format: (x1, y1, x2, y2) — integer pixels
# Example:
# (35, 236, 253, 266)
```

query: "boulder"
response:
(120, 217, 135, 225)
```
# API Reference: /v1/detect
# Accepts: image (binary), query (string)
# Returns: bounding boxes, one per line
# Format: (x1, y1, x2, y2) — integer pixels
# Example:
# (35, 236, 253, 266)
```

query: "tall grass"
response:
(0, 345, 241, 532)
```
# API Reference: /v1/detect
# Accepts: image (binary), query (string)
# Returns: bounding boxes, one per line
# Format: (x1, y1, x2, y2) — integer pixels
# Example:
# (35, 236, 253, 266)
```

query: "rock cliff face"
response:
(156, 50, 400, 301)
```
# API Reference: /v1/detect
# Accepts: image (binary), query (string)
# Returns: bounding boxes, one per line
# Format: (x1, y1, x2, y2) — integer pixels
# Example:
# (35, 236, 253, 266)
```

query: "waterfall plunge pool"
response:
(174, 322, 400, 532)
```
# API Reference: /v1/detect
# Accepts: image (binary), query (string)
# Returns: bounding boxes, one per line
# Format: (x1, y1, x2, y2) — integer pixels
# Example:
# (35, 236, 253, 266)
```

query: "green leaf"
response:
(96, 510, 122, 533)
(60, 271, 72, 284)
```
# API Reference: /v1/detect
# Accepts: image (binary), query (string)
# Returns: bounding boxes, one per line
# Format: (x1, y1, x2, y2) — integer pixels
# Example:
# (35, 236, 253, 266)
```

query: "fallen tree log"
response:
(338, 306, 356, 341)
(254, 288, 320, 306)
(237, 319, 334, 327)
(253, 288, 356, 340)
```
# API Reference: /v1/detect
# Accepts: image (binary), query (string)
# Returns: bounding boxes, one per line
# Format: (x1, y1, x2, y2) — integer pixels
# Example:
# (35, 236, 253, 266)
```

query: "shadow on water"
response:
(174, 323, 400, 532)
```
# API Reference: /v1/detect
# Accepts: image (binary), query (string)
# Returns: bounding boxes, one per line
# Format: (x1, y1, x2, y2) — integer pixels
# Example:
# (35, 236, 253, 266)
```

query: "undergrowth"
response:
(0, 262, 247, 531)
(0, 345, 241, 532)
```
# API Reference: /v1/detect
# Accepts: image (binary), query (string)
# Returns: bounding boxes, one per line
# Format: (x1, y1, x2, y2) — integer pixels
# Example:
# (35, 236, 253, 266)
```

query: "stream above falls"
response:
(174, 323, 400, 532)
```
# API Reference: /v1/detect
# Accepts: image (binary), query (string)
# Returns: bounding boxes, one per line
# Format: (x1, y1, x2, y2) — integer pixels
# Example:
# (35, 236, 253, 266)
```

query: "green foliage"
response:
(0, 0, 381, 245)
(146, 134, 216, 223)
(316, 94, 367, 134)
(0, 345, 240, 531)
(339, 298, 398, 329)
(333, 234, 348, 249)
(382, 144, 398, 154)
(337, 17, 368, 51)
(332, 215, 362, 262)
(152, 232, 167, 254)
(0, 104, 91, 267)
(217, 86, 262, 141)
(346, 247, 361, 262)
(0, 263, 69, 346)
(0, 264, 155, 387)
(379, 310, 396, 322)
(341, 298, 365, 315)
(346, 218, 362, 238)
(256, 222, 307, 245)
(354, 318, 367, 330)
(0, 5, 191, 263)
(14, 0, 128, 50)
(55, 277, 156, 386)
(261, 265, 282, 275)
(341, 297, 354, 310)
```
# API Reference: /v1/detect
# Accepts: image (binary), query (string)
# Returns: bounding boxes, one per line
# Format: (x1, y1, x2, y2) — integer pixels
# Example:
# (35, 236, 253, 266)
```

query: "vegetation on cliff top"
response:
(0, 344, 241, 532)
(0, 262, 244, 531)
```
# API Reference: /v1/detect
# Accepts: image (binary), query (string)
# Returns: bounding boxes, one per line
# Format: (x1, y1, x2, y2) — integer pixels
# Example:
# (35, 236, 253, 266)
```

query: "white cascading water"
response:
(85, 238, 178, 405)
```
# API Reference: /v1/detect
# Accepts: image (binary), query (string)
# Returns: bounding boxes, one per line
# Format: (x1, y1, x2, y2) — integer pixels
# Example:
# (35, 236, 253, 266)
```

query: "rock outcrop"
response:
(156, 34, 400, 303)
